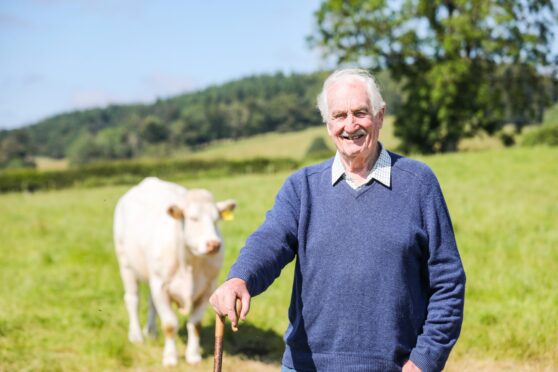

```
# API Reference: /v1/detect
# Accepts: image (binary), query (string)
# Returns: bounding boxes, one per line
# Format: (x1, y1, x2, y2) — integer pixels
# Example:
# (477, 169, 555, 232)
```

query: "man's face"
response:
(326, 79, 383, 163)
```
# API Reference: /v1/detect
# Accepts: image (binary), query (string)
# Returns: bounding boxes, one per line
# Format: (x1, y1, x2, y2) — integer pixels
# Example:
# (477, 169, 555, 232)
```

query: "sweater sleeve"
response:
(410, 173, 466, 372)
(227, 174, 299, 296)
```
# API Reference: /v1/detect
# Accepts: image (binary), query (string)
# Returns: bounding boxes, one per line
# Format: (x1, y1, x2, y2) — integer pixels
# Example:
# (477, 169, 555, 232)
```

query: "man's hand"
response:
(209, 278, 251, 330)
(402, 360, 421, 372)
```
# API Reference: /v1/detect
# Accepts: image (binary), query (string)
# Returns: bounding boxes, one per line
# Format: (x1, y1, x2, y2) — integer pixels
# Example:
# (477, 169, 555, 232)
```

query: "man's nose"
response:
(344, 114, 359, 130)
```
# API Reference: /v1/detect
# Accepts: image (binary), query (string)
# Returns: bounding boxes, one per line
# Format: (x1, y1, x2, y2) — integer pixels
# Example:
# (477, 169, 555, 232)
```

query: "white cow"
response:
(113, 177, 236, 366)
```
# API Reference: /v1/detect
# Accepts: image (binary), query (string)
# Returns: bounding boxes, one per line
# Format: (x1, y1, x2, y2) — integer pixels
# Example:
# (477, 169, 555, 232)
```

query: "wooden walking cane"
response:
(214, 299, 241, 372)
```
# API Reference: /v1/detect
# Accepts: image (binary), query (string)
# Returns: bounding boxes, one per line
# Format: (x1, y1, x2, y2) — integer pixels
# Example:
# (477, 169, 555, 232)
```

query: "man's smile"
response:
(340, 128, 367, 140)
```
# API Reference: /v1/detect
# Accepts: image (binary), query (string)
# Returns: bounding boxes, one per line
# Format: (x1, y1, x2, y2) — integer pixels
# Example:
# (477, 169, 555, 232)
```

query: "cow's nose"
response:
(206, 240, 221, 254)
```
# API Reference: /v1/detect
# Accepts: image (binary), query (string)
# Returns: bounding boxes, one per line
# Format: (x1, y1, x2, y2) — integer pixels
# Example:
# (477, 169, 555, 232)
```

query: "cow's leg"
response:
(143, 291, 158, 339)
(119, 264, 143, 343)
(149, 278, 179, 366)
(185, 293, 211, 364)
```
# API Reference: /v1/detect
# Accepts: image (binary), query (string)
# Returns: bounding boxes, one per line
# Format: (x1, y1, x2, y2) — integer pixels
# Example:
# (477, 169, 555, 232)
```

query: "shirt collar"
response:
(331, 142, 391, 188)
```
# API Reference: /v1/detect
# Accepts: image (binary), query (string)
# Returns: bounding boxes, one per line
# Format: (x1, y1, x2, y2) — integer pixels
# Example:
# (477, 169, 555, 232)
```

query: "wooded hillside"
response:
(1, 67, 555, 169)
(0, 71, 407, 167)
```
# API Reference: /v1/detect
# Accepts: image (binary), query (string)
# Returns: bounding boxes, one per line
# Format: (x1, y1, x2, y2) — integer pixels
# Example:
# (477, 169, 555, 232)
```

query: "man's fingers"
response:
(227, 308, 237, 329)
(224, 292, 238, 328)
(209, 294, 219, 315)
(210, 278, 250, 329)
(210, 293, 227, 317)
(240, 292, 251, 320)
(231, 299, 242, 332)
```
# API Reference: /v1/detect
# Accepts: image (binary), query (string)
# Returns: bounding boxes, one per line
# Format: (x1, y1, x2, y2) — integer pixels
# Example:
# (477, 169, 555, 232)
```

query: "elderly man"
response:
(210, 68, 466, 372)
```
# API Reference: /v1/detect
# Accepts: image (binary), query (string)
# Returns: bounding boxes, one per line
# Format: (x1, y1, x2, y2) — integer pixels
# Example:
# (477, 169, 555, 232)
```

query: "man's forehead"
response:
(327, 80, 370, 108)
(330, 104, 370, 113)
(328, 78, 368, 96)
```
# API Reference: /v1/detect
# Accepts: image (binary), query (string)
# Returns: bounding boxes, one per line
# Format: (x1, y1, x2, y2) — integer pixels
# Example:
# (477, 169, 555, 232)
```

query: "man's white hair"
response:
(317, 68, 386, 123)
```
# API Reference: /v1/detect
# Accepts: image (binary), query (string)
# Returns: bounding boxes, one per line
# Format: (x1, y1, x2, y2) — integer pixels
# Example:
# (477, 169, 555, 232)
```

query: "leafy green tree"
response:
(311, 0, 557, 153)
(0, 130, 35, 168)
(66, 133, 102, 165)
(140, 115, 169, 144)
(224, 102, 250, 139)
(177, 105, 211, 146)
(266, 93, 300, 132)
(96, 127, 133, 159)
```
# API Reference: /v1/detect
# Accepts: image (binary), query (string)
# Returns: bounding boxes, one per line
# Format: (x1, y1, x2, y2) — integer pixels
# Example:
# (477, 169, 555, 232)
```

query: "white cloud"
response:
(22, 74, 44, 86)
(141, 72, 197, 99)
(69, 73, 197, 112)
(71, 89, 116, 109)
(0, 14, 34, 29)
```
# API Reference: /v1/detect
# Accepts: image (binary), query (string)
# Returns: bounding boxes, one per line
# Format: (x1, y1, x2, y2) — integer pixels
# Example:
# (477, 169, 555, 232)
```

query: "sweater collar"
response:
(331, 142, 391, 188)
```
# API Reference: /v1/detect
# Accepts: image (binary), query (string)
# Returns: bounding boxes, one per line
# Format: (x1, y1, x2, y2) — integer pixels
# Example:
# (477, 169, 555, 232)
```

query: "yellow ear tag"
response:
(221, 209, 234, 221)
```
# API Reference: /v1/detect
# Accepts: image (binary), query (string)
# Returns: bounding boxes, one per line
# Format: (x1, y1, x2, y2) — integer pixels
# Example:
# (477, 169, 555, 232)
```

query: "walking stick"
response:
(214, 299, 241, 372)
(214, 313, 225, 372)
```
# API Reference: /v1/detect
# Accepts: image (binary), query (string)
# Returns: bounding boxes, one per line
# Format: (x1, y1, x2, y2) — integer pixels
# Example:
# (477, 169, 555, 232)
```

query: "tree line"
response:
(1, 56, 556, 168)
(0, 71, 404, 167)
(2, 0, 557, 168)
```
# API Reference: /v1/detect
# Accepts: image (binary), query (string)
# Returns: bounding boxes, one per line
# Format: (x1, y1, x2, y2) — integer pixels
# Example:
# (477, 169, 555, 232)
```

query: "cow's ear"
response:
(217, 199, 236, 221)
(167, 205, 185, 220)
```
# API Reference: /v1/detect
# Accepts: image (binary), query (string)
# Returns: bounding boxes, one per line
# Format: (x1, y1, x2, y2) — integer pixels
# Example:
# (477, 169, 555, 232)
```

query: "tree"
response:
(66, 133, 102, 165)
(311, 0, 557, 153)
(0, 129, 35, 168)
(96, 127, 133, 159)
(177, 105, 211, 146)
(140, 115, 169, 144)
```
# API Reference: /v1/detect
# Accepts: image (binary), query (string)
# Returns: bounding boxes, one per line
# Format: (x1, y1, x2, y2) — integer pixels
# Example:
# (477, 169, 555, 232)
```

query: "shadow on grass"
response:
(178, 322, 284, 364)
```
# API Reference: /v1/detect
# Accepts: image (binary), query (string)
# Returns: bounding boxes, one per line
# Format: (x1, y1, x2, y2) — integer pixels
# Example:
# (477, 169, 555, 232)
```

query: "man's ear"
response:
(326, 121, 333, 136)
(167, 205, 185, 220)
(216, 199, 236, 221)
(376, 106, 385, 128)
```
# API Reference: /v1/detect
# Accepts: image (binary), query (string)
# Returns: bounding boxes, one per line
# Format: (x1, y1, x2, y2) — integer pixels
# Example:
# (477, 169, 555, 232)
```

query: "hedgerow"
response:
(0, 157, 299, 193)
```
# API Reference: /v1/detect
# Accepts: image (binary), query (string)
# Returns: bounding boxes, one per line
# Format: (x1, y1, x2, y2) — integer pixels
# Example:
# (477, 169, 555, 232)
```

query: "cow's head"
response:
(167, 189, 236, 256)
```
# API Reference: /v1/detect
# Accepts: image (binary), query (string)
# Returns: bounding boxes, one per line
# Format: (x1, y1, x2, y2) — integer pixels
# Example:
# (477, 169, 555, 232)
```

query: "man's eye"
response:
(354, 111, 368, 118)
(333, 113, 346, 120)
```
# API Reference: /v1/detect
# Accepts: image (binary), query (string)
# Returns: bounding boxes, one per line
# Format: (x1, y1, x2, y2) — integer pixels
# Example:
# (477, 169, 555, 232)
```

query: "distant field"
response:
(1, 146, 557, 371)
(182, 116, 397, 161)
(34, 118, 398, 170)
(33, 157, 68, 171)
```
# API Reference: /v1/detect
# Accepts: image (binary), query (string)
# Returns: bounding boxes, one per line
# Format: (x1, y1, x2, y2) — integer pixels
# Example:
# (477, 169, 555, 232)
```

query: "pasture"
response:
(1, 146, 557, 371)
(33, 118, 398, 171)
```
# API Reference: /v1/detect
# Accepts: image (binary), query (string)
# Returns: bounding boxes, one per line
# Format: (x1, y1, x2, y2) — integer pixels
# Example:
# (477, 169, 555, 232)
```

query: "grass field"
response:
(182, 117, 398, 161)
(1, 146, 557, 371)
(34, 118, 398, 171)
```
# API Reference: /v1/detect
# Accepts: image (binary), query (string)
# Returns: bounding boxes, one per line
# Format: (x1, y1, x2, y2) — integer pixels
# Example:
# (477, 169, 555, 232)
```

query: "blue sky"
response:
(0, 0, 328, 129)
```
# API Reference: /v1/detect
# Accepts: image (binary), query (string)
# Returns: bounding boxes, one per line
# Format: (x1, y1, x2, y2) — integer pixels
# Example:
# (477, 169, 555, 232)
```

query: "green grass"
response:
(0, 146, 557, 370)
(418, 148, 558, 362)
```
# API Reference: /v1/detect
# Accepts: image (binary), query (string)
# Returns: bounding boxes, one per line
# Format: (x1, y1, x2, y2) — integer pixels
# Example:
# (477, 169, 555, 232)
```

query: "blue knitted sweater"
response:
(228, 153, 466, 372)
